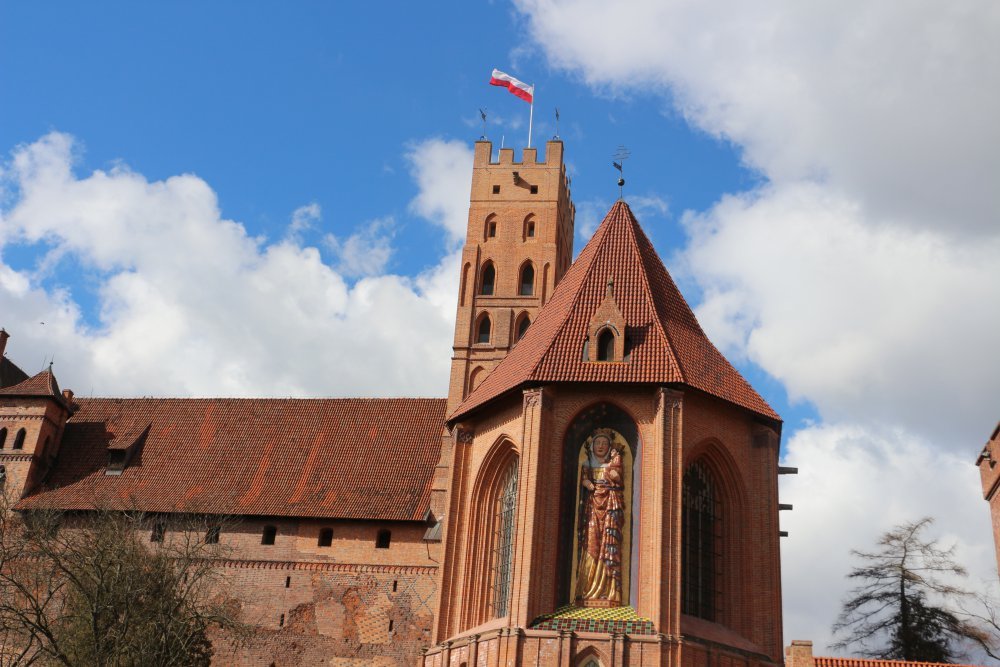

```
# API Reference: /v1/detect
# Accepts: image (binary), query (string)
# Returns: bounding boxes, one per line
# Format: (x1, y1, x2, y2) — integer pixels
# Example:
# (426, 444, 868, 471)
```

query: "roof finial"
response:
(478, 108, 488, 140)
(612, 145, 630, 200)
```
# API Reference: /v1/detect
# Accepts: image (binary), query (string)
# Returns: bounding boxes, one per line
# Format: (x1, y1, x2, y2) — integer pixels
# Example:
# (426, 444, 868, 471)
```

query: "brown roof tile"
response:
(451, 201, 779, 423)
(0, 368, 65, 404)
(16, 397, 446, 522)
(816, 658, 985, 667)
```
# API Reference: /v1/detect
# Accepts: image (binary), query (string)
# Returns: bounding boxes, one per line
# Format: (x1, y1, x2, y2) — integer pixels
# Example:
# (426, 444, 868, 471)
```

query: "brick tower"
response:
(427, 188, 785, 666)
(446, 140, 575, 414)
(977, 422, 1000, 575)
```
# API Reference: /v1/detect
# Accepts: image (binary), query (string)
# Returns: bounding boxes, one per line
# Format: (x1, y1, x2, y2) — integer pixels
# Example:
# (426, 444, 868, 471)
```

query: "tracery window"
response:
(681, 460, 720, 620)
(490, 460, 519, 617)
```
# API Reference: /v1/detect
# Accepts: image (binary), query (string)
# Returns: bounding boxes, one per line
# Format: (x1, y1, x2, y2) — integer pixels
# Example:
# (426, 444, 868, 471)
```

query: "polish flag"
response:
(490, 69, 534, 103)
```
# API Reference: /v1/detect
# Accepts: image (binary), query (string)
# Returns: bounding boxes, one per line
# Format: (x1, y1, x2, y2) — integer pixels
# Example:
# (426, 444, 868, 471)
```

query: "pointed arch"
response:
(518, 261, 535, 296)
(479, 261, 496, 296)
(12, 428, 25, 450)
(513, 312, 531, 343)
(681, 439, 749, 626)
(0, 427, 7, 449)
(574, 645, 608, 666)
(468, 366, 486, 394)
(597, 327, 615, 361)
(462, 438, 520, 628)
(475, 312, 492, 345)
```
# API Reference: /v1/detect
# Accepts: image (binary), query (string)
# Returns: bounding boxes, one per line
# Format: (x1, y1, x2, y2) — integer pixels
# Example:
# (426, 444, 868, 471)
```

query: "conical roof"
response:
(450, 201, 779, 423)
(0, 367, 67, 406)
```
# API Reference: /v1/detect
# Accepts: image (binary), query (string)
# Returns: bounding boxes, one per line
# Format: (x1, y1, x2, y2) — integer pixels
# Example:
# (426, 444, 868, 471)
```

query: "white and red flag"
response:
(490, 69, 534, 103)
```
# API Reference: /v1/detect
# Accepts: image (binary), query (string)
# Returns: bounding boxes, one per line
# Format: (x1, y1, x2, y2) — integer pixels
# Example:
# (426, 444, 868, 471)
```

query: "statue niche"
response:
(560, 403, 639, 609)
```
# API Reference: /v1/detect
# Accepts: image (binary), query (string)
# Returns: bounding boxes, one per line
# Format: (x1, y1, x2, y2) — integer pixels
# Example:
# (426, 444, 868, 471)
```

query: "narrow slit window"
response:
(526, 221, 535, 237)
(285, 576, 291, 588)
(519, 264, 534, 296)
(279, 614, 285, 627)
(12, 428, 25, 450)
(492, 185, 500, 194)
(262, 525, 277, 545)
(480, 263, 495, 295)
(0, 465, 7, 489)
(477, 316, 492, 344)
(392, 580, 398, 592)
(529, 185, 538, 194)
(488, 221, 497, 237)
(516, 316, 530, 341)
(318, 528, 333, 547)
(597, 329, 615, 361)
(376, 529, 391, 549)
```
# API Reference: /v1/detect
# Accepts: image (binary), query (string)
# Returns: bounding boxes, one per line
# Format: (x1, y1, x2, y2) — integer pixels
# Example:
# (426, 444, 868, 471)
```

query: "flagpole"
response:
(528, 86, 534, 148)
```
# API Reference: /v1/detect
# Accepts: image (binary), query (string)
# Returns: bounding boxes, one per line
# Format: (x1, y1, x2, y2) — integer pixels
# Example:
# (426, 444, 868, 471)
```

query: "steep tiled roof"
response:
(0, 368, 67, 406)
(17, 397, 446, 521)
(816, 659, 984, 667)
(451, 201, 779, 423)
(0, 357, 29, 389)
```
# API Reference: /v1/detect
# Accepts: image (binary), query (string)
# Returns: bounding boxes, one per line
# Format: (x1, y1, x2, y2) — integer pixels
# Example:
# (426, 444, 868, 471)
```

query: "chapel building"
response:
(0, 139, 786, 667)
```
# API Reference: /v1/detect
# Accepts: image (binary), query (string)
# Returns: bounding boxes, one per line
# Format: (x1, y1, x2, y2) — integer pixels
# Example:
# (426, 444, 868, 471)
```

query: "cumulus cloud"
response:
(0, 132, 467, 398)
(405, 138, 474, 244)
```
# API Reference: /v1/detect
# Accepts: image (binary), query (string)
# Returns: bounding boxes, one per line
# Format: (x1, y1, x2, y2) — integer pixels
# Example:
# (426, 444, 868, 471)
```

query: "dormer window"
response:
(480, 263, 496, 295)
(586, 278, 627, 363)
(12, 428, 25, 450)
(106, 449, 127, 474)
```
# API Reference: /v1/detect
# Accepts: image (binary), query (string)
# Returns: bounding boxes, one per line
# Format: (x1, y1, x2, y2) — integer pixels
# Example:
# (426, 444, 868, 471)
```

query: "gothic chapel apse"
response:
(0, 139, 785, 667)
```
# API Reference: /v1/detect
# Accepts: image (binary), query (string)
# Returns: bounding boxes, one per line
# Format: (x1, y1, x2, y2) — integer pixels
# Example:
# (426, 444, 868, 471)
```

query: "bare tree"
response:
(832, 517, 991, 663)
(0, 494, 248, 666)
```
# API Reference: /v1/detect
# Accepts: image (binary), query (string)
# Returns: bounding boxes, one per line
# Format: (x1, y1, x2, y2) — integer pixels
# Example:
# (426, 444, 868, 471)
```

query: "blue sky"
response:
(2, 1, 999, 655)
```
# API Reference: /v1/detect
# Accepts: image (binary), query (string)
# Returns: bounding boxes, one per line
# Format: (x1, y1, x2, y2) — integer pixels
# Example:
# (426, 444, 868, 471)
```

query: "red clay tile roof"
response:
(815, 658, 985, 667)
(451, 201, 779, 423)
(0, 368, 66, 405)
(16, 397, 446, 521)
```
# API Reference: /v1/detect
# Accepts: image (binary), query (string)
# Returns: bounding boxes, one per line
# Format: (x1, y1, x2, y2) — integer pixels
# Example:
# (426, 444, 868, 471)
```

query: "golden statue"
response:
(575, 429, 625, 607)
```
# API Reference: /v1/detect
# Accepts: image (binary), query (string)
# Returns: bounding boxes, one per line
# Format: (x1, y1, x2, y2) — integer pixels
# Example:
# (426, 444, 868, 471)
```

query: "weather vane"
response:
(554, 107, 560, 139)
(612, 145, 630, 199)
(478, 108, 488, 140)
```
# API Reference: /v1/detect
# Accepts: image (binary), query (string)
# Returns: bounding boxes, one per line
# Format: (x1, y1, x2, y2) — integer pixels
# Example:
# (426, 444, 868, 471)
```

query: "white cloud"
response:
(0, 132, 466, 398)
(515, 0, 1000, 233)
(680, 183, 1000, 449)
(405, 138, 474, 244)
(324, 216, 395, 278)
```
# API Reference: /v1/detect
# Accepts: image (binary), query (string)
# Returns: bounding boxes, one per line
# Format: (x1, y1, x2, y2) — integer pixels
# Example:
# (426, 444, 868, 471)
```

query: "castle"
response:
(0, 140, 789, 666)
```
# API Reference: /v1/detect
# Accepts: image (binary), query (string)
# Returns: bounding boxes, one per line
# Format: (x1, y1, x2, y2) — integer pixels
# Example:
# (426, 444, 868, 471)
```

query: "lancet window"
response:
(490, 460, 519, 617)
(681, 460, 720, 620)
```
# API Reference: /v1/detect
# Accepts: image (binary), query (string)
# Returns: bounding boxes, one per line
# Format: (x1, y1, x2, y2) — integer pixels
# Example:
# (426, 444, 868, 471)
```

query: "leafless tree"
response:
(0, 493, 249, 666)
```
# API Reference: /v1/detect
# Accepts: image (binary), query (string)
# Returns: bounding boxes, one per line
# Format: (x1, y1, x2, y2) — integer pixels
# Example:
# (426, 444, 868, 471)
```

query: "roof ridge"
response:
(617, 203, 685, 382)
(531, 203, 621, 377)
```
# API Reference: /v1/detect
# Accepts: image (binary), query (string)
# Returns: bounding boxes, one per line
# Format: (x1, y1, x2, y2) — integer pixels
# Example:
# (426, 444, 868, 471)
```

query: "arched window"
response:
(376, 529, 391, 549)
(261, 525, 277, 545)
(485, 214, 498, 240)
(519, 263, 534, 296)
(0, 464, 6, 489)
(480, 262, 496, 295)
(477, 315, 492, 344)
(12, 428, 26, 450)
(682, 460, 719, 620)
(597, 329, 615, 361)
(491, 460, 519, 617)
(515, 315, 530, 341)
(318, 528, 333, 547)
(0, 427, 7, 449)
